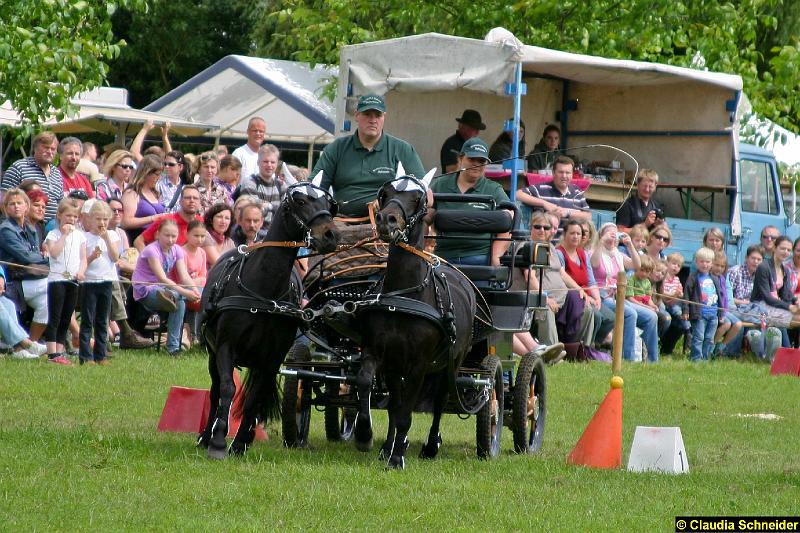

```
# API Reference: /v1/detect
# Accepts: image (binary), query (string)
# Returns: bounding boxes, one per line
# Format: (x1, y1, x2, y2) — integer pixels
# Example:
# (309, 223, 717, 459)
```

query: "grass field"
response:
(0, 347, 798, 531)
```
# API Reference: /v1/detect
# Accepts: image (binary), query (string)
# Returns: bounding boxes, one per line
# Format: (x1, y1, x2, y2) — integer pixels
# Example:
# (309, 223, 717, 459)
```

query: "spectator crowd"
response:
(0, 105, 793, 367)
(0, 118, 306, 362)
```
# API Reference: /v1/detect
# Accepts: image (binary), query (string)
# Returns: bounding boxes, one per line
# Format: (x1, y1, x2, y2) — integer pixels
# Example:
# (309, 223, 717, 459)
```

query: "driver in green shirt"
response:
(429, 137, 512, 266)
(313, 94, 425, 217)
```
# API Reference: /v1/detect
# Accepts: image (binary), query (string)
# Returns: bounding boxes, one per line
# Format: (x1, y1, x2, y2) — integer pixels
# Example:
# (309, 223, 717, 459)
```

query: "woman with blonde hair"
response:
(702, 227, 725, 252)
(0, 189, 50, 344)
(121, 154, 166, 241)
(645, 225, 672, 261)
(97, 150, 135, 201)
(580, 219, 597, 251)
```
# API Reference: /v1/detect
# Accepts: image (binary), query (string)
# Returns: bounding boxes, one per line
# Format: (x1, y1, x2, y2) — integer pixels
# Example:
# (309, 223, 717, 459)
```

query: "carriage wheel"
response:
(281, 343, 312, 448)
(324, 384, 356, 442)
(476, 355, 504, 459)
(512, 351, 547, 454)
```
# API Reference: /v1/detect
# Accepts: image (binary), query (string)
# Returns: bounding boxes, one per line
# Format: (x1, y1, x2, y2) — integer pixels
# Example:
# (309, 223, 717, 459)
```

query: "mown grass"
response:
(0, 348, 798, 531)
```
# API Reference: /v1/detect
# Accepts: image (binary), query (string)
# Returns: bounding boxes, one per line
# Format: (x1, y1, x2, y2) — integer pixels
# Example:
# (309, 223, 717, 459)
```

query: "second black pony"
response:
(354, 171, 478, 469)
(198, 175, 340, 459)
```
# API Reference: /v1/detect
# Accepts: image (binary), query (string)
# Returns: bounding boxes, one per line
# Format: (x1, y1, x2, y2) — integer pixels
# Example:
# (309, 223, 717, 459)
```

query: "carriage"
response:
(279, 187, 561, 459)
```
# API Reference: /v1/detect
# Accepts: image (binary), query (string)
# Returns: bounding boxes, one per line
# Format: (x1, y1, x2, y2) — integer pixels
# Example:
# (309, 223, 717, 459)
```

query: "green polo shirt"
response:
(430, 174, 510, 260)
(313, 131, 425, 217)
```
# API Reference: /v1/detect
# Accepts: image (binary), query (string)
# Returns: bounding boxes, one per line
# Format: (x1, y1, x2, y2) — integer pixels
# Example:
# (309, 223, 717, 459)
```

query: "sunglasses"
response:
(761, 235, 778, 240)
(200, 154, 217, 162)
(117, 164, 134, 170)
(163, 161, 179, 167)
(110, 208, 123, 213)
(653, 234, 670, 242)
(531, 224, 552, 231)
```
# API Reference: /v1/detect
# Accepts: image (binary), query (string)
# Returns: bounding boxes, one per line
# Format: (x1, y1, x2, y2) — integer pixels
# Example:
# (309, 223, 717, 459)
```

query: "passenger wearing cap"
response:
(313, 94, 424, 218)
(440, 109, 486, 174)
(429, 137, 512, 266)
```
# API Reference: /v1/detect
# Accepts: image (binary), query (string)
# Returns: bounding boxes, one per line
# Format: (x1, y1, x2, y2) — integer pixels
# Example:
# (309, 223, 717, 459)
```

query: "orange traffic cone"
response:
(157, 370, 267, 441)
(567, 385, 622, 469)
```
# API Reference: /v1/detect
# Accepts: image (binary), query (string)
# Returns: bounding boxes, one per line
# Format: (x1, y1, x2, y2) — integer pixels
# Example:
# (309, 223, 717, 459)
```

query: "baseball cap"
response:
(356, 94, 386, 113)
(460, 137, 490, 160)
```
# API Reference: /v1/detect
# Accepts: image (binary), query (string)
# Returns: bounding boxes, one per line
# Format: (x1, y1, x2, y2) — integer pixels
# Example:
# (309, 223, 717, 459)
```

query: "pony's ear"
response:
(421, 167, 436, 189)
(395, 161, 406, 179)
(311, 170, 324, 188)
(282, 162, 295, 183)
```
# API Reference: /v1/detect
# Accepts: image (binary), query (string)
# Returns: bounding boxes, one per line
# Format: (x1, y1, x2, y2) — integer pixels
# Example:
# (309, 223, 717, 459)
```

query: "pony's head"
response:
(375, 167, 435, 244)
(283, 172, 340, 253)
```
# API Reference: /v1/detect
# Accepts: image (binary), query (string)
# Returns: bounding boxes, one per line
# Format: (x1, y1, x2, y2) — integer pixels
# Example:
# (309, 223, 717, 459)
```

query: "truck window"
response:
(740, 159, 777, 214)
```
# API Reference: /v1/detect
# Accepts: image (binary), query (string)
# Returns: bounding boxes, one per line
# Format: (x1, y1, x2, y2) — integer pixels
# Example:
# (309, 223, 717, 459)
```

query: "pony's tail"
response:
(233, 368, 282, 423)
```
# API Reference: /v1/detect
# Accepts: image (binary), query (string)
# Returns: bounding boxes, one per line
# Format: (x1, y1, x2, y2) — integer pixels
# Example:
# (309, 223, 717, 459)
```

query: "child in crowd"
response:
(80, 201, 120, 365)
(132, 219, 201, 355)
(621, 224, 649, 266)
(43, 199, 86, 365)
(661, 252, 691, 354)
(649, 259, 672, 336)
(712, 251, 743, 355)
(176, 220, 208, 345)
(626, 255, 661, 361)
(683, 247, 724, 361)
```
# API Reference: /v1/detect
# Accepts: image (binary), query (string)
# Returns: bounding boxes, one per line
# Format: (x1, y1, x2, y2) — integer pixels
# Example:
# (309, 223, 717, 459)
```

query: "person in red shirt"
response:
(58, 137, 95, 199)
(133, 185, 202, 250)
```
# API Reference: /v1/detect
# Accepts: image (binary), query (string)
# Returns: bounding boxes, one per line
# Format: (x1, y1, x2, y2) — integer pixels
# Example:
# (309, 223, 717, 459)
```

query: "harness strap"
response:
(210, 295, 304, 320)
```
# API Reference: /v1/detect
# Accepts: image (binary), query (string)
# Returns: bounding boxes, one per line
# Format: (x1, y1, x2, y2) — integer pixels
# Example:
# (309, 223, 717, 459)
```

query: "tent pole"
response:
(509, 62, 523, 202)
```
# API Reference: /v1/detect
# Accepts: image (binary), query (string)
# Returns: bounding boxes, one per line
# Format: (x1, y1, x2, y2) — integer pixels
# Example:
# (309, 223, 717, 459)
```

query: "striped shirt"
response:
(523, 181, 589, 238)
(238, 173, 287, 228)
(0, 156, 63, 222)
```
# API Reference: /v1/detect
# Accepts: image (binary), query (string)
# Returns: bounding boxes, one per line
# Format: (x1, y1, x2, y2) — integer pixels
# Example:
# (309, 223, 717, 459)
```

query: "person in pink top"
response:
(590, 222, 643, 360)
(173, 220, 208, 344)
(132, 219, 200, 355)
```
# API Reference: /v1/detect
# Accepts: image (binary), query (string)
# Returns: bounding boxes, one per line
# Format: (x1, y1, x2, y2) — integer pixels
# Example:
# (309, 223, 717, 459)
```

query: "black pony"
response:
(198, 176, 340, 459)
(354, 171, 477, 469)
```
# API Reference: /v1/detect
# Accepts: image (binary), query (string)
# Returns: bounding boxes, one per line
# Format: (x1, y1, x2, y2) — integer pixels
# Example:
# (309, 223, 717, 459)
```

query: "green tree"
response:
(0, 0, 149, 139)
(252, 0, 800, 134)
(107, 0, 254, 108)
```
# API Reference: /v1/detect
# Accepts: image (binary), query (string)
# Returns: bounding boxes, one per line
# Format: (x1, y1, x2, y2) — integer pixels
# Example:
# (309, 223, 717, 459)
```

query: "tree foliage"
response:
(0, 0, 149, 138)
(107, 0, 254, 108)
(252, 0, 800, 134)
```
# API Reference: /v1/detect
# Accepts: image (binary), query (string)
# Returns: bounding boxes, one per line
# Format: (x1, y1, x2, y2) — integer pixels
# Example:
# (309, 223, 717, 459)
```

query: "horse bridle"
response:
(376, 175, 428, 244)
(282, 182, 339, 242)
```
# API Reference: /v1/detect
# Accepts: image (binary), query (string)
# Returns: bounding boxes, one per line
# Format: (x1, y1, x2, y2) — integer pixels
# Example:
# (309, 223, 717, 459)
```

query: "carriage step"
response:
(280, 368, 356, 384)
(285, 360, 347, 369)
(455, 376, 493, 388)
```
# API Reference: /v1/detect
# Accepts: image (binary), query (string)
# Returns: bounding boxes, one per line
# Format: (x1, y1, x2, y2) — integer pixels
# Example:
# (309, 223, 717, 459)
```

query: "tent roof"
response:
(44, 103, 217, 137)
(0, 101, 22, 128)
(341, 29, 743, 97)
(145, 55, 336, 144)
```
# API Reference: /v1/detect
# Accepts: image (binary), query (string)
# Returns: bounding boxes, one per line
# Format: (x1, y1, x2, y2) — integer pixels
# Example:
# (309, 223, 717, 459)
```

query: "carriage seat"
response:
(482, 290, 541, 332)
(433, 204, 516, 286)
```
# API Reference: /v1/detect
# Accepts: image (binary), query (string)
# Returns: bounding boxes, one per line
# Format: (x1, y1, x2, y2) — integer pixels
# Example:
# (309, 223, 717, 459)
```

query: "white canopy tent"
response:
(145, 56, 336, 166)
(336, 28, 743, 190)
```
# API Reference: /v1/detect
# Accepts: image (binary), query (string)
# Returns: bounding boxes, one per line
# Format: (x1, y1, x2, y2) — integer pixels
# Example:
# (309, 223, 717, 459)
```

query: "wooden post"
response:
(612, 271, 626, 375)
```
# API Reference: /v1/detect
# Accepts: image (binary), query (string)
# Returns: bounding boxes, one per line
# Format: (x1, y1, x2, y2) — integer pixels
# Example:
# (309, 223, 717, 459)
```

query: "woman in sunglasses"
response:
(121, 155, 166, 242)
(97, 150, 135, 202)
(645, 225, 672, 262)
(157, 151, 190, 213)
